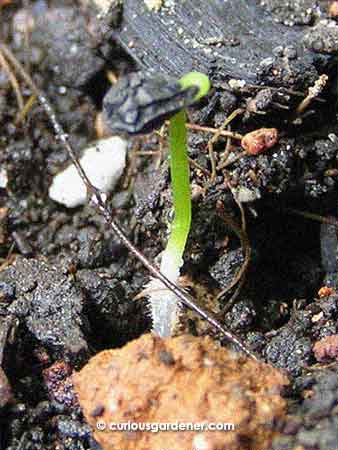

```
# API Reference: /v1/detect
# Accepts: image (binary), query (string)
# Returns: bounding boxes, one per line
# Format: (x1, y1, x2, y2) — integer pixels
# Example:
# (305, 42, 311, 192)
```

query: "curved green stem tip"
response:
(179, 71, 211, 102)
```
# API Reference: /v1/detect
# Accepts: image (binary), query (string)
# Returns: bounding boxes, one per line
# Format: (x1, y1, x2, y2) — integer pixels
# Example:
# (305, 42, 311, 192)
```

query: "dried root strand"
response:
(296, 74, 328, 114)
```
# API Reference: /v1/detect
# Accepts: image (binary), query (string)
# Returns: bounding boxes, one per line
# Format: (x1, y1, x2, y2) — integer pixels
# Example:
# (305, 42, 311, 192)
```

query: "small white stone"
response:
(228, 78, 246, 90)
(235, 186, 261, 203)
(49, 136, 127, 208)
(144, 0, 163, 11)
(0, 168, 8, 189)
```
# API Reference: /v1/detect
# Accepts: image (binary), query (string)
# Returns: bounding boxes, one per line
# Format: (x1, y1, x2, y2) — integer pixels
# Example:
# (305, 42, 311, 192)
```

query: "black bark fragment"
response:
(109, 0, 319, 89)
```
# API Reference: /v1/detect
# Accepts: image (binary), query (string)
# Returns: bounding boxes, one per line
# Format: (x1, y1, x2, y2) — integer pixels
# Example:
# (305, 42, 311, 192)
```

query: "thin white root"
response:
(146, 250, 183, 337)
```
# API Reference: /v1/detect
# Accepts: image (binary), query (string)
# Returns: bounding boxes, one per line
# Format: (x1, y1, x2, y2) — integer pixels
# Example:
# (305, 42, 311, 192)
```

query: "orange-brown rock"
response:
(313, 334, 338, 362)
(329, 1, 338, 18)
(241, 128, 278, 155)
(74, 333, 289, 450)
(318, 286, 334, 298)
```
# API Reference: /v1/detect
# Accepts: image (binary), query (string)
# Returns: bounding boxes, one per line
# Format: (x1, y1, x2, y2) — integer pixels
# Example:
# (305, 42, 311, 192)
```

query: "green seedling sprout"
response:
(164, 72, 210, 283)
(150, 73, 210, 336)
(0, 44, 255, 358)
(102, 69, 211, 336)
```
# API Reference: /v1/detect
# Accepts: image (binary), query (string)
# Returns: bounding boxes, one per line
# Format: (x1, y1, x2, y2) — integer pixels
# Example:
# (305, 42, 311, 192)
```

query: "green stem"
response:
(166, 109, 191, 268)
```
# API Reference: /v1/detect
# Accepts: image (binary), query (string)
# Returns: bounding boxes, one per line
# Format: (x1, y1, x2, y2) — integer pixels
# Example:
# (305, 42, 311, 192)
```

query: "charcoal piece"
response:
(106, 0, 319, 88)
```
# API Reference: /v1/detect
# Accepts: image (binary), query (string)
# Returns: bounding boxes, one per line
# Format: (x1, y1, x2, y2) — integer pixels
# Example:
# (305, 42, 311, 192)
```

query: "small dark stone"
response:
(56, 416, 91, 439)
(224, 299, 256, 332)
(158, 349, 175, 366)
(248, 88, 274, 112)
(283, 46, 297, 59)
(264, 324, 312, 377)
(76, 227, 106, 269)
(246, 332, 267, 352)
(0, 281, 16, 302)
(91, 404, 105, 417)
(283, 417, 302, 435)
(43, 361, 77, 409)
(319, 294, 338, 318)
(219, 91, 237, 114)
(210, 248, 244, 289)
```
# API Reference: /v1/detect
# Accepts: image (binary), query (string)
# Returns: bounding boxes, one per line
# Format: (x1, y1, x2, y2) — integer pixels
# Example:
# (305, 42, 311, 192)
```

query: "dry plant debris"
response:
(74, 333, 289, 450)
(0, 366, 12, 408)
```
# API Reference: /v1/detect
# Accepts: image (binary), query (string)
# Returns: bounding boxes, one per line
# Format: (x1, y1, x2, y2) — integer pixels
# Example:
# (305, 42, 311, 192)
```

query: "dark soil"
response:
(1, 1, 338, 449)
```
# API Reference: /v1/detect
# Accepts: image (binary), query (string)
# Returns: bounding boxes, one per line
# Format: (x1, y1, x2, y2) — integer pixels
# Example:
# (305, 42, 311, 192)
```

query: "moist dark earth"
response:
(1, 0, 338, 449)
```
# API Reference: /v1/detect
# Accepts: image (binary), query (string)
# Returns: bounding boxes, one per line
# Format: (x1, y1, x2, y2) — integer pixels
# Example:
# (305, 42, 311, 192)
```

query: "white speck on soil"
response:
(0, 168, 8, 189)
(144, 0, 163, 11)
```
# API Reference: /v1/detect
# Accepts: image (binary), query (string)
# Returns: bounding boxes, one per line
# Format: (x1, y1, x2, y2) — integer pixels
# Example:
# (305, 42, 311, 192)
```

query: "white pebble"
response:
(144, 0, 163, 11)
(0, 168, 8, 189)
(235, 186, 261, 203)
(49, 136, 127, 208)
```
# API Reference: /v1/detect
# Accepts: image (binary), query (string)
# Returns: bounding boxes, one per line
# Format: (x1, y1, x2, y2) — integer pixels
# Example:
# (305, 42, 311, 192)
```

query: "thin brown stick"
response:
(0, 49, 24, 112)
(217, 150, 247, 170)
(207, 139, 218, 182)
(213, 172, 251, 311)
(284, 207, 338, 228)
(15, 93, 36, 124)
(207, 109, 244, 181)
(188, 157, 211, 177)
(215, 209, 251, 305)
(154, 123, 167, 169)
(123, 138, 141, 190)
(243, 83, 326, 101)
(186, 123, 243, 140)
(0, 242, 16, 273)
(218, 125, 233, 168)
(135, 150, 161, 156)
